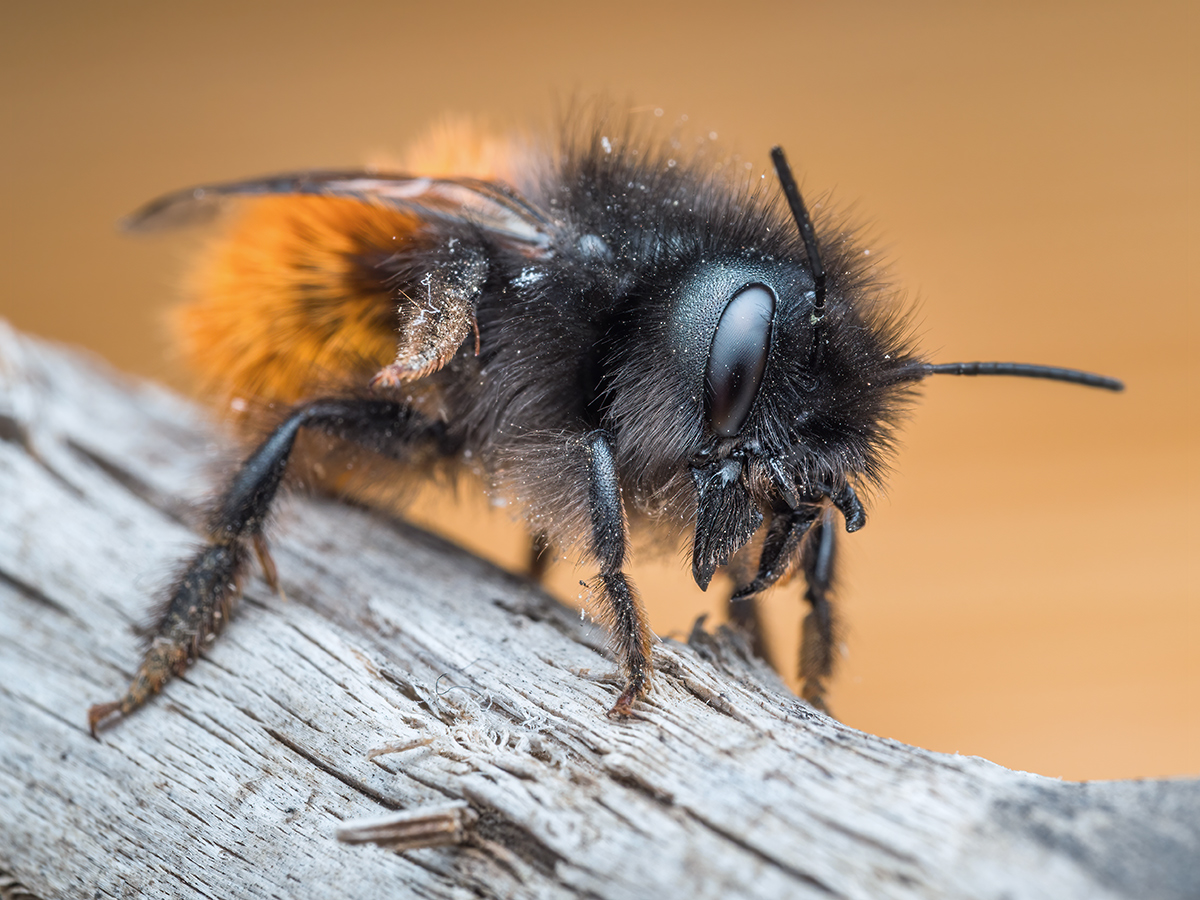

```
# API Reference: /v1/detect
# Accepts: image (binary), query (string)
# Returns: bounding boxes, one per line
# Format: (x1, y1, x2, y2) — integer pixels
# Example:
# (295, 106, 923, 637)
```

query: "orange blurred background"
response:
(2, 1, 1194, 781)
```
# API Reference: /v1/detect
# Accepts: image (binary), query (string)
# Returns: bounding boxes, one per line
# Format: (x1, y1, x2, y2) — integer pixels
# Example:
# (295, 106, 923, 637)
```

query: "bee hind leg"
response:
(87, 398, 441, 736)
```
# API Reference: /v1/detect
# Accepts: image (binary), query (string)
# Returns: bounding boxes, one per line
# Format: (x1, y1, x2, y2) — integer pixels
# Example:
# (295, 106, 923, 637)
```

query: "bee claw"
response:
(608, 670, 652, 718)
(87, 701, 122, 738)
(252, 533, 285, 599)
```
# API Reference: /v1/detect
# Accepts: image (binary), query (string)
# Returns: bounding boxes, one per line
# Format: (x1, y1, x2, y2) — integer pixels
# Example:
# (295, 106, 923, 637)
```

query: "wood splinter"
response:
(336, 802, 478, 852)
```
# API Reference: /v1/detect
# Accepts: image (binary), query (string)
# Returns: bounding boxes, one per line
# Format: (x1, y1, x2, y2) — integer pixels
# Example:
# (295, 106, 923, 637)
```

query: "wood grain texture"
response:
(0, 321, 1196, 900)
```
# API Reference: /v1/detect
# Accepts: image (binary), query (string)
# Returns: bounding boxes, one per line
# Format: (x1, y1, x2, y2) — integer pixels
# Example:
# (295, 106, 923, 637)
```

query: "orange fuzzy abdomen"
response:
(175, 196, 417, 415)
(173, 120, 517, 419)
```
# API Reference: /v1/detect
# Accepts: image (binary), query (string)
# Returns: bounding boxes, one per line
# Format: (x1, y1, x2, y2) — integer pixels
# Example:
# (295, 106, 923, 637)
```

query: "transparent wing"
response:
(121, 170, 555, 250)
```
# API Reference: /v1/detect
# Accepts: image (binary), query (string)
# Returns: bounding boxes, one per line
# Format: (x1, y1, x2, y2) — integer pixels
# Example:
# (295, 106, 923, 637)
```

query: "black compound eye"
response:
(704, 283, 775, 437)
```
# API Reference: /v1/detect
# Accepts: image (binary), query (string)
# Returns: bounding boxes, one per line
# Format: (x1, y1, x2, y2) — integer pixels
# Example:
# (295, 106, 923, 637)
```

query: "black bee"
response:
(87, 115, 1122, 734)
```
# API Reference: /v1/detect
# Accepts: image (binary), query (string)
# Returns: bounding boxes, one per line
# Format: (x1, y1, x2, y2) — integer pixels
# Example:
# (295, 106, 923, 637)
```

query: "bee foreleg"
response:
(729, 502, 822, 666)
(87, 398, 438, 736)
(798, 507, 839, 713)
(583, 431, 653, 716)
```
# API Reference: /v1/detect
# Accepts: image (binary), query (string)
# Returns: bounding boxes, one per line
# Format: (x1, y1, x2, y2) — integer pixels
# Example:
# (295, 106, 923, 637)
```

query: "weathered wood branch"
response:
(0, 321, 1196, 900)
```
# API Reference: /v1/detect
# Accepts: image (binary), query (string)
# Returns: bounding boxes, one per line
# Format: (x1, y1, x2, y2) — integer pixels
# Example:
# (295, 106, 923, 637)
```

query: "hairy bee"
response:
(87, 114, 1122, 735)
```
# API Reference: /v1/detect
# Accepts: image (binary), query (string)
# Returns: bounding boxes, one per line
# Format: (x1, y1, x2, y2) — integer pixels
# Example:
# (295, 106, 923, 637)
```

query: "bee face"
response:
(88, 112, 1122, 735)
(608, 246, 915, 507)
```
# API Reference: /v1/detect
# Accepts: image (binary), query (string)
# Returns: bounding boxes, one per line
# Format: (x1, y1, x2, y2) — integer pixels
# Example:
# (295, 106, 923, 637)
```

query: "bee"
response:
(87, 114, 1122, 735)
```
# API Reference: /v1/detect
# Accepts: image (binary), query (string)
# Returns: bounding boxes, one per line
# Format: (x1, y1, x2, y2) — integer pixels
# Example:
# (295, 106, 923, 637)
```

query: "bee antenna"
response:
(907, 361, 1124, 391)
(770, 147, 825, 321)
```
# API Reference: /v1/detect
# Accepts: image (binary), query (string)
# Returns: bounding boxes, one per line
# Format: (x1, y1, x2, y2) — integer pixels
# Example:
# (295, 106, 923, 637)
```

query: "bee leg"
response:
(799, 507, 839, 713)
(88, 399, 438, 736)
(729, 503, 822, 667)
(583, 432, 653, 717)
(370, 250, 488, 387)
(527, 530, 552, 582)
(252, 532, 283, 598)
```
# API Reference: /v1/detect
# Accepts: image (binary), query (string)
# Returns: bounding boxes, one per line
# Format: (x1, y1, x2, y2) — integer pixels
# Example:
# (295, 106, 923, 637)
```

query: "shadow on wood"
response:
(0, 321, 1196, 899)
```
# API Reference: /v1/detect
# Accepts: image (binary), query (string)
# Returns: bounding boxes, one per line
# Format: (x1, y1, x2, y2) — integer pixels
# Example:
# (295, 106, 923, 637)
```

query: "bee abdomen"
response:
(175, 196, 413, 416)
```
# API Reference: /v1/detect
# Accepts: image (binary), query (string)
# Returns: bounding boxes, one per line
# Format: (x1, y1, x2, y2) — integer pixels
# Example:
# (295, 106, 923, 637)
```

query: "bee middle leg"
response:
(87, 398, 444, 736)
(583, 431, 653, 716)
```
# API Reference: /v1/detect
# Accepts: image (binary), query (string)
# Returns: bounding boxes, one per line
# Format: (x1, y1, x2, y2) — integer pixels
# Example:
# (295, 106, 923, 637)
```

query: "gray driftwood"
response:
(0, 321, 1196, 900)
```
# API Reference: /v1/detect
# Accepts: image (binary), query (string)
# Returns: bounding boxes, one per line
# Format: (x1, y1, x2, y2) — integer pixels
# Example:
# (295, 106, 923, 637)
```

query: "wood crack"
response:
(65, 437, 192, 525)
(0, 413, 84, 498)
(467, 803, 565, 879)
(681, 808, 842, 897)
(264, 727, 404, 811)
(0, 567, 76, 620)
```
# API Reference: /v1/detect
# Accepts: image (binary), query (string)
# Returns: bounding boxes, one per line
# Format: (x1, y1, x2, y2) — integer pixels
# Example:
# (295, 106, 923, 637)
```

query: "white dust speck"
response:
(512, 268, 545, 288)
(601, 136, 612, 154)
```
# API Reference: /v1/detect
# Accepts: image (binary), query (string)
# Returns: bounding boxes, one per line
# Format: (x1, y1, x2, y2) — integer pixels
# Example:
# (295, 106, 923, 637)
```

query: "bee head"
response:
(670, 149, 921, 588)
(609, 146, 1120, 591)
(674, 251, 913, 588)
